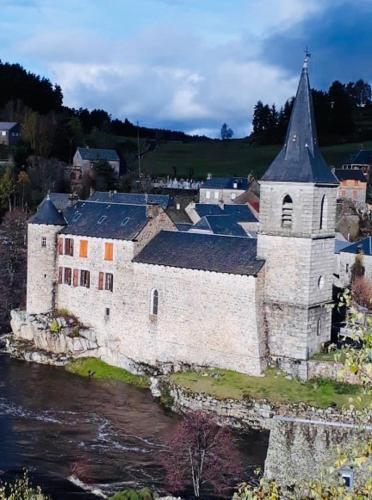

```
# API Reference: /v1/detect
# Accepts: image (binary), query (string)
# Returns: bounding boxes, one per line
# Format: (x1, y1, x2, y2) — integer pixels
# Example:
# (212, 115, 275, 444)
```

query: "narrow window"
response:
(80, 270, 90, 288)
(57, 237, 64, 255)
(150, 289, 159, 316)
(73, 269, 79, 287)
(346, 264, 349, 273)
(65, 238, 74, 256)
(41, 237, 46, 247)
(79, 239, 88, 258)
(214, 191, 219, 199)
(58, 267, 63, 284)
(281, 195, 293, 229)
(98, 272, 104, 290)
(104, 242, 113, 261)
(316, 317, 321, 336)
(105, 273, 114, 292)
(231, 193, 236, 200)
(64, 267, 72, 285)
(105, 307, 110, 318)
(320, 195, 327, 230)
(206, 190, 211, 199)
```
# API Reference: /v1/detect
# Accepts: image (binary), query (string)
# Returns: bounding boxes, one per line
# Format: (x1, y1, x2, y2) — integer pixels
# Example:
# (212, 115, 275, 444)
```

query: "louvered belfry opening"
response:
(282, 195, 293, 228)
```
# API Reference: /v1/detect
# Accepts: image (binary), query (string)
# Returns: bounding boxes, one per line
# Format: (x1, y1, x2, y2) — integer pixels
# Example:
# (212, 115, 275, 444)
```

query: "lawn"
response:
(65, 357, 149, 389)
(140, 139, 372, 179)
(170, 368, 369, 409)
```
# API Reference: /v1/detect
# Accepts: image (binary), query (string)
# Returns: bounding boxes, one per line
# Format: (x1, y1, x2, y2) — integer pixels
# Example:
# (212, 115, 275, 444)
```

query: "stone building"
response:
(0, 122, 21, 146)
(22, 56, 339, 377)
(72, 147, 120, 179)
(199, 176, 249, 204)
(334, 169, 367, 203)
(338, 235, 372, 287)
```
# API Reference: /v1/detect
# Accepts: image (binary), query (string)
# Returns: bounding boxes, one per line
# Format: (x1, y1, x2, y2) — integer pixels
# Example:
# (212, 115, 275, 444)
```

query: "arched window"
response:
(150, 289, 159, 316)
(281, 195, 293, 229)
(320, 195, 327, 230)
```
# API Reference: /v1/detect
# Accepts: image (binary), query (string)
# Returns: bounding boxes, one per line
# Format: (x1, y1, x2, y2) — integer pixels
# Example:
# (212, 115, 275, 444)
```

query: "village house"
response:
(199, 176, 249, 204)
(22, 56, 340, 378)
(334, 169, 367, 203)
(337, 235, 372, 287)
(0, 121, 21, 147)
(72, 147, 121, 179)
(341, 149, 372, 181)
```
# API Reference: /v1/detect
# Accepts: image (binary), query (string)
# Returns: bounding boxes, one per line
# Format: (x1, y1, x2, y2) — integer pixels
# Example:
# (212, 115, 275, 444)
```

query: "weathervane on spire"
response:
(303, 47, 311, 69)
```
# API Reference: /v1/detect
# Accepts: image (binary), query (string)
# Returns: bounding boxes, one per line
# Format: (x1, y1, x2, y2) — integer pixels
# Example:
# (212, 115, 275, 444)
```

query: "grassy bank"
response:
(65, 358, 149, 389)
(170, 368, 368, 409)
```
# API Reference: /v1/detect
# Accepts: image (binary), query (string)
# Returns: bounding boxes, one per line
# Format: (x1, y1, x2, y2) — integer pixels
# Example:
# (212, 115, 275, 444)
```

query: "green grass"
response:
(65, 357, 149, 389)
(140, 139, 372, 178)
(311, 351, 346, 363)
(170, 368, 369, 409)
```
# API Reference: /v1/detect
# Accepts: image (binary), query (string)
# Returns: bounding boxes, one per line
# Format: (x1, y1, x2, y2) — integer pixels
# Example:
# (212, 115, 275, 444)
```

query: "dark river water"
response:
(0, 354, 269, 499)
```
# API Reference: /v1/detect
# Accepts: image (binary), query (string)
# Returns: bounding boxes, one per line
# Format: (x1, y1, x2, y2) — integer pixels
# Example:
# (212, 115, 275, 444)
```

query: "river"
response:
(0, 354, 269, 499)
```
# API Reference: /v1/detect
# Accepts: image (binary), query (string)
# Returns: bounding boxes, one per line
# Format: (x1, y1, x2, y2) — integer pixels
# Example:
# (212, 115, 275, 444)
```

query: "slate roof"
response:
(176, 223, 192, 232)
(201, 177, 249, 190)
(335, 239, 352, 254)
(61, 201, 148, 240)
(345, 150, 372, 166)
(89, 191, 170, 209)
(334, 169, 367, 182)
(77, 147, 120, 162)
(192, 215, 248, 237)
(0, 122, 18, 131)
(133, 230, 264, 276)
(194, 203, 257, 222)
(46, 193, 74, 211)
(29, 196, 67, 226)
(194, 204, 224, 217)
(340, 236, 372, 256)
(261, 58, 338, 185)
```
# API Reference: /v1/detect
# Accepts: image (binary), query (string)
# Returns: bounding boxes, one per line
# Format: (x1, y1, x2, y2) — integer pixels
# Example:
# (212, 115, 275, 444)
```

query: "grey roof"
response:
(89, 191, 170, 209)
(340, 236, 372, 256)
(335, 239, 352, 254)
(261, 58, 338, 185)
(134, 230, 264, 275)
(194, 203, 257, 222)
(193, 215, 248, 237)
(47, 193, 74, 211)
(61, 201, 148, 240)
(201, 177, 249, 190)
(176, 223, 192, 232)
(29, 197, 67, 226)
(334, 169, 367, 182)
(0, 122, 18, 131)
(345, 150, 372, 166)
(77, 147, 120, 162)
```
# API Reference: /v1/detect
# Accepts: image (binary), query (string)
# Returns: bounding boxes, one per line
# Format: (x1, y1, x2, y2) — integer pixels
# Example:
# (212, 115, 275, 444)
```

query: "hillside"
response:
(137, 139, 372, 179)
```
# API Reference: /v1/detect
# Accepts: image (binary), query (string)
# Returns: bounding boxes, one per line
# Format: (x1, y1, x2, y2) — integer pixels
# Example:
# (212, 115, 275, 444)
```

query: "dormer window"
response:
(281, 195, 293, 229)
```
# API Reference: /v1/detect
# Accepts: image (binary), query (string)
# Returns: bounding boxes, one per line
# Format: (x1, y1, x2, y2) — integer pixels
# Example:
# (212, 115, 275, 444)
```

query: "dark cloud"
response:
(262, 0, 372, 89)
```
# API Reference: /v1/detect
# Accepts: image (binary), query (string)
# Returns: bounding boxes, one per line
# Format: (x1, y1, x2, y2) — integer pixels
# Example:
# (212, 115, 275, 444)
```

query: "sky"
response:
(1, 0, 372, 137)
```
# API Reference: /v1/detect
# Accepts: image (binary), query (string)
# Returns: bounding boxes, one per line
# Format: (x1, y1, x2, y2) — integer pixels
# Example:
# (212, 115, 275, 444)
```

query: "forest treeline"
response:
(250, 80, 372, 145)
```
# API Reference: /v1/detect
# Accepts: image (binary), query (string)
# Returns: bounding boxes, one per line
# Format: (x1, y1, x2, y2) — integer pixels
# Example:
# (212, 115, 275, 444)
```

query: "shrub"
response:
(109, 488, 153, 500)
(0, 471, 48, 499)
(49, 319, 61, 334)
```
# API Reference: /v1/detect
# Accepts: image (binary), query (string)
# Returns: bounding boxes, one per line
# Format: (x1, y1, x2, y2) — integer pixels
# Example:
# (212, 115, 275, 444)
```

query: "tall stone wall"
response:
(265, 418, 371, 488)
(26, 223, 63, 314)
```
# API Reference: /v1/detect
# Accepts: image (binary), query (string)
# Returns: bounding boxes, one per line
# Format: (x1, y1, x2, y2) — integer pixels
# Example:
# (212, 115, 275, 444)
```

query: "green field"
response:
(140, 139, 372, 179)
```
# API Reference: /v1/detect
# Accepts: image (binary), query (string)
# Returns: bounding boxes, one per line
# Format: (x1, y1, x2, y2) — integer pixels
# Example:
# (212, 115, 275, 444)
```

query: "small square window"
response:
(41, 237, 47, 247)
(105, 307, 110, 318)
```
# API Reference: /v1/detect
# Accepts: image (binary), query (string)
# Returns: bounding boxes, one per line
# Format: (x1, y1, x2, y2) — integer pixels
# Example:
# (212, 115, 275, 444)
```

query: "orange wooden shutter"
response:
(79, 240, 88, 258)
(73, 269, 79, 287)
(104, 242, 113, 261)
(98, 272, 104, 290)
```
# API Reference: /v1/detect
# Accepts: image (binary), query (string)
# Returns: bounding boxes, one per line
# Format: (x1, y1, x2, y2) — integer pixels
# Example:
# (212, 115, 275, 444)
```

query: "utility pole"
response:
(137, 120, 141, 178)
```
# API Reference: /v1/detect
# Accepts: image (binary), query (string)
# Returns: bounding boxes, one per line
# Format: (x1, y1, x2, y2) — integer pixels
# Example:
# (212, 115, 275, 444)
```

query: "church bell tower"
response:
(257, 54, 339, 370)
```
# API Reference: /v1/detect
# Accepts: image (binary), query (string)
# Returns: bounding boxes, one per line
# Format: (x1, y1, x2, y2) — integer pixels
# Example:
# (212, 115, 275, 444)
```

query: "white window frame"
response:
(214, 191, 219, 200)
(205, 190, 211, 200)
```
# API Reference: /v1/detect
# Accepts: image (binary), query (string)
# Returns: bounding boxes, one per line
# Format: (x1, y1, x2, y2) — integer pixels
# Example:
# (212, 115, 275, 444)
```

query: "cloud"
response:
(261, 0, 372, 88)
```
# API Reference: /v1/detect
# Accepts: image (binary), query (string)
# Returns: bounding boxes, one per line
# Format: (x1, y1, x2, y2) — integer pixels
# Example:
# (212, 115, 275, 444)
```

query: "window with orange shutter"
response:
(104, 242, 113, 261)
(80, 240, 88, 258)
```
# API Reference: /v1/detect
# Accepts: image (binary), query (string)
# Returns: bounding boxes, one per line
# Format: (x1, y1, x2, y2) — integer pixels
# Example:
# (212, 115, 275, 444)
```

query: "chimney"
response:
(146, 204, 160, 218)
(207, 172, 212, 180)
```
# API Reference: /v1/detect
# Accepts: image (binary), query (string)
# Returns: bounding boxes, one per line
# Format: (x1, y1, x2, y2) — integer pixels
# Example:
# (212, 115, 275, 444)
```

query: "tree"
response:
(17, 170, 30, 210)
(161, 410, 242, 497)
(0, 167, 16, 212)
(221, 123, 234, 140)
(93, 160, 116, 191)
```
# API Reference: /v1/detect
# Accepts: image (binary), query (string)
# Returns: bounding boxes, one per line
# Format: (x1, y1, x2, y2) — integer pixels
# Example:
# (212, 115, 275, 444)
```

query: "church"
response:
(24, 57, 339, 378)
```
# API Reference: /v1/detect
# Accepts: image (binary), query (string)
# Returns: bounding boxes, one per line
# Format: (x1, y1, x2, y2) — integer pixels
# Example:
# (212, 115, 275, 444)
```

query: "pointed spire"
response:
(29, 195, 67, 226)
(261, 55, 338, 184)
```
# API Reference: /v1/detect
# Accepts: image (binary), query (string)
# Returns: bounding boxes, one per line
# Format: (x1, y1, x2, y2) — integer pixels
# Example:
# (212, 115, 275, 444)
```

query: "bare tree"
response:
(161, 411, 242, 498)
